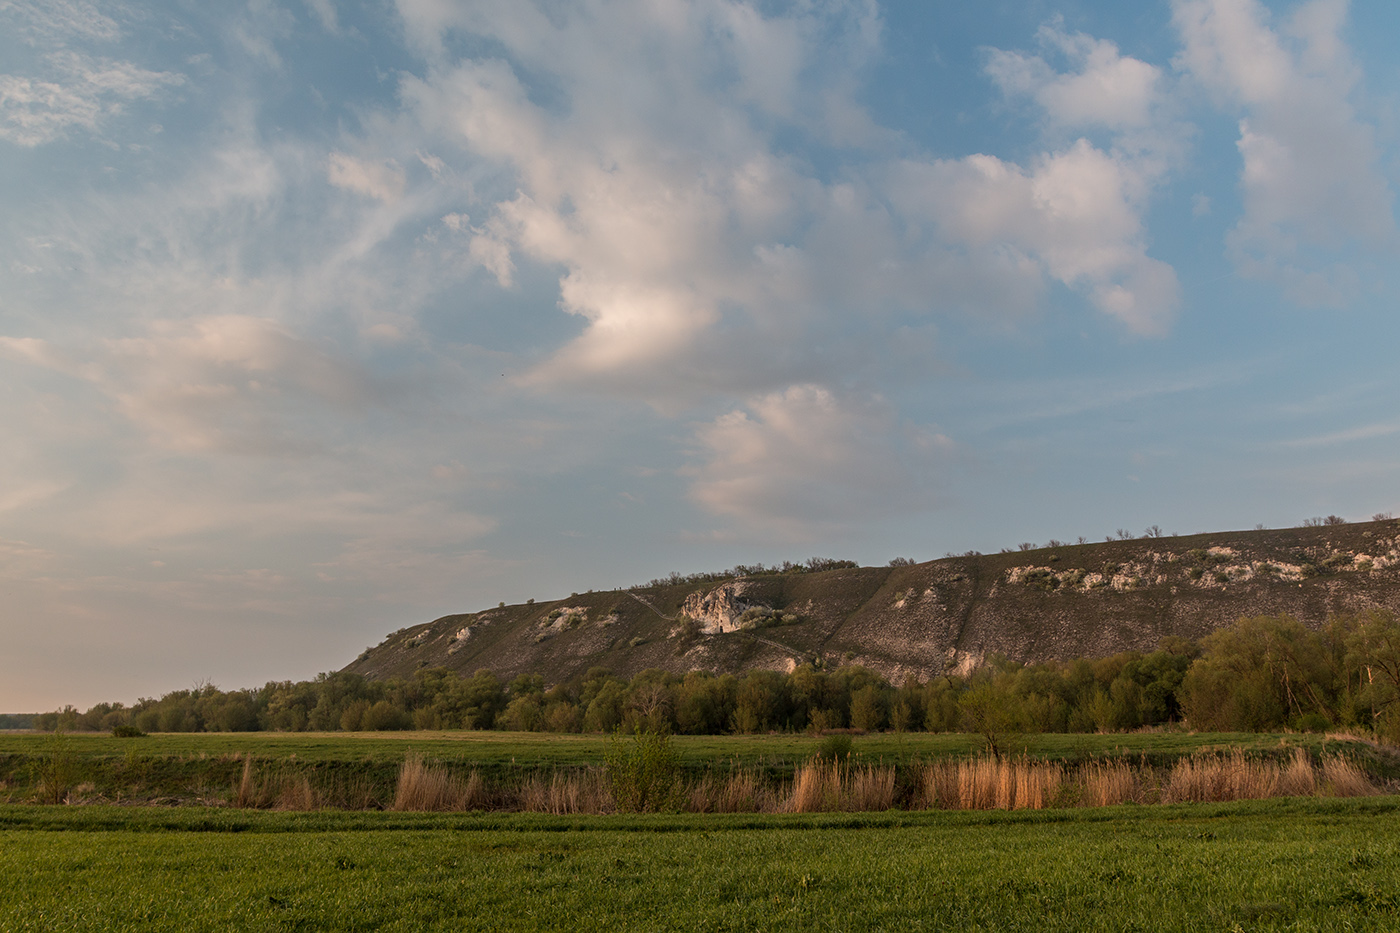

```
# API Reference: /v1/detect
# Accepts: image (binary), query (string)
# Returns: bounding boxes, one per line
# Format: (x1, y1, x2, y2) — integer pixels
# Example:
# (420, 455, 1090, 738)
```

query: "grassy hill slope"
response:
(343, 520, 1400, 684)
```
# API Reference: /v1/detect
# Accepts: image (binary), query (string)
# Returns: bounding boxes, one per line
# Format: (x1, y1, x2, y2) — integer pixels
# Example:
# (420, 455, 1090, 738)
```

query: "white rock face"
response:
(681, 581, 756, 634)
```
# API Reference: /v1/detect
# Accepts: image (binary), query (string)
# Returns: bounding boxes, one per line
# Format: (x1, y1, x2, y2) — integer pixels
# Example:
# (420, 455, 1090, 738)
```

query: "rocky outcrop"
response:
(681, 581, 758, 634)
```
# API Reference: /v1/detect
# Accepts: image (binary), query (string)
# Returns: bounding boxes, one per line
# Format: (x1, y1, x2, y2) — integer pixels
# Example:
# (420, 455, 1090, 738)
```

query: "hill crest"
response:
(343, 520, 1400, 684)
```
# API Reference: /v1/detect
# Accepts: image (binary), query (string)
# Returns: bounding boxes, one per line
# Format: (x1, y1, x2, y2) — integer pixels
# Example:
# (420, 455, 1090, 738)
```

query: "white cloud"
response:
(986, 22, 1163, 130)
(889, 141, 1178, 335)
(304, 0, 339, 34)
(687, 385, 949, 538)
(0, 51, 183, 146)
(0, 0, 123, 45)
(392, 0, 1182, 413)
(327, 153, 406, 203)
(1173, 0, 1395, 303)
(973, 21, 1187, 334)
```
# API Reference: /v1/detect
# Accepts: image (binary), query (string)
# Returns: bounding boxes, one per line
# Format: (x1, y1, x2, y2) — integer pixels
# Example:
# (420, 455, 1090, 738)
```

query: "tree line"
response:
(35, 610, 1400, 742)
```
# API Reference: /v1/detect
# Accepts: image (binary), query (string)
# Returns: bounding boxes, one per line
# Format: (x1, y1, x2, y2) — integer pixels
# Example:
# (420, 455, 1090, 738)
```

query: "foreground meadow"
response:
(2, 800, 1400, 931)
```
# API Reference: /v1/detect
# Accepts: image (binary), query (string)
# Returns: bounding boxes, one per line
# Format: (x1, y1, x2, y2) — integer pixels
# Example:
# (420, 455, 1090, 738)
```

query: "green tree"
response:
(1180, 615, 1334, 731)
(958, 681, 1025, 757)
(849, 684, 885, 732)
(1343, 609, 1400, 739)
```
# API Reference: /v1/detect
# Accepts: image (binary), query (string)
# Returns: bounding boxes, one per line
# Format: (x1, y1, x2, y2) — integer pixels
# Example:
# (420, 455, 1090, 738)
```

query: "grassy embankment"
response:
(3, 800, 1400, 930)
(0, 730, 1394, 810)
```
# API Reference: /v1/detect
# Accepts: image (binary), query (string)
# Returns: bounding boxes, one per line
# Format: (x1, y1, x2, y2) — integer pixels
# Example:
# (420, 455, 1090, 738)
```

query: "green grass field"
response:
(0, 727, 1382, 767)
(3, 800, 1400, 931)
(3, 733, 1400, 929)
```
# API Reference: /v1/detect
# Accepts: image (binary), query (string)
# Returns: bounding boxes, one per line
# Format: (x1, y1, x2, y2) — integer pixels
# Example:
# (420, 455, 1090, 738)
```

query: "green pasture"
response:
(0, 727, 1379, 767)
(3, 799, 1400, 931)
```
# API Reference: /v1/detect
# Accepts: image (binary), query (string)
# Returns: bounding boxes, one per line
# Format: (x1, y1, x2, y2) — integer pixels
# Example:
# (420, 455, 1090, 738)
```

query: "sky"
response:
(3, 0, 1400, 711)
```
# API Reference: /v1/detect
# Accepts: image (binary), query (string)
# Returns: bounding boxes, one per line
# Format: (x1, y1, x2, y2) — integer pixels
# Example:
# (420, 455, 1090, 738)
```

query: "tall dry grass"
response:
(392, 756, 487, 812)
(231, 757, 318, 810)
(921, 756, 1063, 810)
(688, 770, 776, 813)
(1080, 760, 1141, 806)
(1320, 756, 1379, 797)
(788, 761, 839, 813)
(787, 761, 897, 813)
(232, 757, 257, 808)
(228, 745, 1377, 816)
(517, 769, 610, 814)
(1162, 749, 1318, 803)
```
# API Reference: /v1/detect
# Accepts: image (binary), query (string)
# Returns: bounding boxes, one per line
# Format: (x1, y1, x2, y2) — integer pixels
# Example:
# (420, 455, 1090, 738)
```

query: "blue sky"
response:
(3, 0, 1400, 710)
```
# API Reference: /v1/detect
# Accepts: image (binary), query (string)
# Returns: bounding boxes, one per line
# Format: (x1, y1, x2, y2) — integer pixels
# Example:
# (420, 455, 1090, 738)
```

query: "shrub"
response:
(604, 728, 683, 813)
(1297, 712, 1331, 733)
(813, 733, 853, 761)
(111, 724, 146, 738)
(32, 732, 78, 805)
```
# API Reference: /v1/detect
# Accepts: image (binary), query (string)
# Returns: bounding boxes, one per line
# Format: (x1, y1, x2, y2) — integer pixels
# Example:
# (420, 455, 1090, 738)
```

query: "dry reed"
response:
(1279, 748, 1319, 797)
(688, 770, 774, 813)
(921, 756, 1063, 810)
(1320, 757, 1379, 797)
(231, 757, 318, 810)
(392, 756, 485, 812)
(1161, 748, 1330, 803)
(276, 776, 317, 811)
(228, 744, 1377, 816)
(1080, 760, 1141, 806)
(846, 764, 897, 812)
(517, 769, 609, 814)
(787, 761, 898, 813)
(788, 761, 839, 813)
(232, 757, 257, 808)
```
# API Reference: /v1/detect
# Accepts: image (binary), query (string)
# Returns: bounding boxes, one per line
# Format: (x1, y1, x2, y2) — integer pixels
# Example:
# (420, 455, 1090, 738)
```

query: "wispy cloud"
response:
(0, 51, 183, 146)
(1280, 421, 1400, 448)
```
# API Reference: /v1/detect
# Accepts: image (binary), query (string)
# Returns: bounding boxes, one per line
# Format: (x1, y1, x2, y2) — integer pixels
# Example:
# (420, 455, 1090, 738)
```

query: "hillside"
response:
(343, 520, 1400, 685)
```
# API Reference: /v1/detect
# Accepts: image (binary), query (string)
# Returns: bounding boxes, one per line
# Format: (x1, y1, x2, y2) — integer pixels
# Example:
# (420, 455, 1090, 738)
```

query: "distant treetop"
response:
(632, 557, 858, 590)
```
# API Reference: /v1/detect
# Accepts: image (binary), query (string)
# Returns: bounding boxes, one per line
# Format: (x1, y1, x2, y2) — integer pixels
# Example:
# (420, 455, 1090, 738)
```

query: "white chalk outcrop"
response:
(681, 581, 757, 634)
